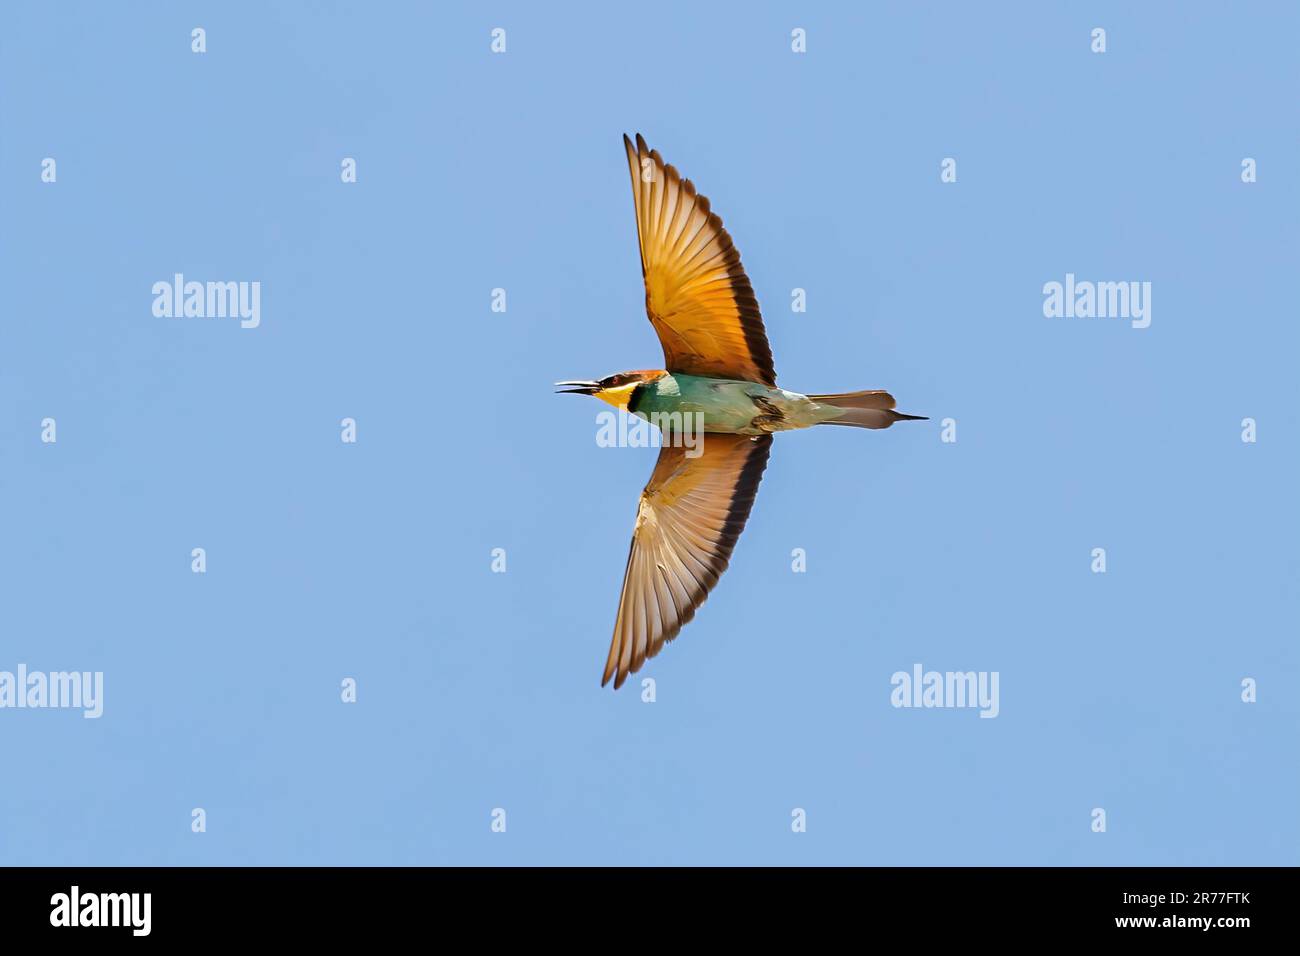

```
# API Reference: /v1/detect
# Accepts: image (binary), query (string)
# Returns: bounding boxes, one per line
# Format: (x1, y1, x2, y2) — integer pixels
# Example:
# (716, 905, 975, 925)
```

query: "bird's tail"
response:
(809, 389, 928, 430)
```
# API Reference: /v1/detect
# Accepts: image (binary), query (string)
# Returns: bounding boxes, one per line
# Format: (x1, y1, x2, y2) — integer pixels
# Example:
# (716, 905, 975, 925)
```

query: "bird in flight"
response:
(558, 134, 925, 689)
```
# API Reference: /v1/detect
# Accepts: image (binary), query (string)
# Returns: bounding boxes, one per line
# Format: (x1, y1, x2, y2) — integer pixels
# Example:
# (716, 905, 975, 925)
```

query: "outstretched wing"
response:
(603, 433, 773, 689)
(623, 133, 776, 387)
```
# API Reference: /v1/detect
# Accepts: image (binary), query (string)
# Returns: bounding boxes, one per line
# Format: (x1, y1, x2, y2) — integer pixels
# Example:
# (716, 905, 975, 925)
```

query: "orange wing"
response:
(623, 133, 776, 387)
(603, 434, 772, 689)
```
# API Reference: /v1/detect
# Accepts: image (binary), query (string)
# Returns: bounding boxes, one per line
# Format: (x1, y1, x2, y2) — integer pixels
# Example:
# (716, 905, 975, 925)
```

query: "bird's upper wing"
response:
(603, 433, 772, 689)
(623, 133, 776, 387)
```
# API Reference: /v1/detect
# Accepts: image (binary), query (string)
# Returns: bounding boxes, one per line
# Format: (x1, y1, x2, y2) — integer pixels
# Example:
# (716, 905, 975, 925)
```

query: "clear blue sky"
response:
(2, 1, 1296, 865)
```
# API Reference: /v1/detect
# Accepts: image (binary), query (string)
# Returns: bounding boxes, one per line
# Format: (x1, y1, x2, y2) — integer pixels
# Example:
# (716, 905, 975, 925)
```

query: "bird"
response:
(558, 134, 926, 690)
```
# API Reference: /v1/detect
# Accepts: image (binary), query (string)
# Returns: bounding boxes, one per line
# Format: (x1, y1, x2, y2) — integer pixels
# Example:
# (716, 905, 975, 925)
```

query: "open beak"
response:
(554, 380, 600, 395)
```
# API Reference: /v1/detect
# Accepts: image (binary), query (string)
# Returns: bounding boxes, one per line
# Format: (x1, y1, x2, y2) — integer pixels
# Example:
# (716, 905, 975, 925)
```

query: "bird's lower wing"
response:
(603, 433, 773, 689)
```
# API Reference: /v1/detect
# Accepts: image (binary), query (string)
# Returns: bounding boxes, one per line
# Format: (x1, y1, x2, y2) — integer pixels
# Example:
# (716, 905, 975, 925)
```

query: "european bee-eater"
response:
(559, 134, 925, 690)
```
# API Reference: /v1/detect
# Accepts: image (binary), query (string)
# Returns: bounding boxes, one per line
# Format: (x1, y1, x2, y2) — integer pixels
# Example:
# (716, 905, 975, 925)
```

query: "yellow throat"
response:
(595, 382, 640, 410)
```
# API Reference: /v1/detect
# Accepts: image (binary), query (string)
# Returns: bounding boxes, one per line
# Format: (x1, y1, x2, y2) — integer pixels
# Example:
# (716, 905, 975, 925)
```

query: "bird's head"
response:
(555, 370, 663, 409)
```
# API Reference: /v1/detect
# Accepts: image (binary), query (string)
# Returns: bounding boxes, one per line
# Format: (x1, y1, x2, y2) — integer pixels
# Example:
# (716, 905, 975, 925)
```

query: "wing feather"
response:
(623, 134, 776, 386)
(602, 434, 772, 688)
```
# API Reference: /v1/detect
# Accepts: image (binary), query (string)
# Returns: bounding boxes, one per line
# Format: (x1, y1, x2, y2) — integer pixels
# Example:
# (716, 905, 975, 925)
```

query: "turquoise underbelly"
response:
(631, 373, 826, 435)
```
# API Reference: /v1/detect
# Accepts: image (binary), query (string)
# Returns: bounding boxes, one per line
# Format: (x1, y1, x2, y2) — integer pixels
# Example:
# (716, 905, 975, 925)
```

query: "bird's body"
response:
(635, 372, 827, 434)
(609, 371, 888, 435)
(559, 134, 926, 689)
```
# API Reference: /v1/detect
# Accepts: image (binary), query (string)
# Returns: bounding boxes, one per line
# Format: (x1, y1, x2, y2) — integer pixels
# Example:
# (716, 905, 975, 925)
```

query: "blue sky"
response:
(1, 1, 1296, 865)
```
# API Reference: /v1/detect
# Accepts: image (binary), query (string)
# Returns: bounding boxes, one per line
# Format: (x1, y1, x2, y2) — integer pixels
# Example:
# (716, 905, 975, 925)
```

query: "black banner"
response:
(0, 867, 1286, 941)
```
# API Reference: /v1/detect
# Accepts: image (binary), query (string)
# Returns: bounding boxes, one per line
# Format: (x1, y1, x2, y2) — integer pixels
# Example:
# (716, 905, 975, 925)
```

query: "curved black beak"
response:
(554, 380, 600, 395)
